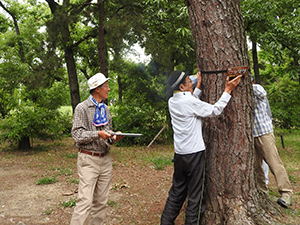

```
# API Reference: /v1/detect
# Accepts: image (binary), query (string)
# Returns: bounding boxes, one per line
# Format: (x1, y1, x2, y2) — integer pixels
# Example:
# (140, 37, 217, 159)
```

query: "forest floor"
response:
(0, 136, 299, 225)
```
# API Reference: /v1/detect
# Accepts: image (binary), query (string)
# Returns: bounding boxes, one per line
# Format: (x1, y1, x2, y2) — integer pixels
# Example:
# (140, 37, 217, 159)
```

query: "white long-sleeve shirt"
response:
(168, 90, 231, 155)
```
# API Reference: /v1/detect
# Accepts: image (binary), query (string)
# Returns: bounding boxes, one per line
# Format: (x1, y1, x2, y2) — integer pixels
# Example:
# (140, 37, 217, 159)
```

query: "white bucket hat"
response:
(87, 73, 110, 90)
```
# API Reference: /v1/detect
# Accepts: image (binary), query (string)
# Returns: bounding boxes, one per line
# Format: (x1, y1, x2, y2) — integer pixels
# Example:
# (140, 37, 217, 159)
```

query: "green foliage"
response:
(141, 0, 196, 72)
(110, 61, 171, 146)
(37, 176, 58, 185)
(0, 101, 70, 146)
(243, 0, 300, 130)
(0, 0, 71, 149)
(265, 75, 300, 129)
(112, 97, 169, 146)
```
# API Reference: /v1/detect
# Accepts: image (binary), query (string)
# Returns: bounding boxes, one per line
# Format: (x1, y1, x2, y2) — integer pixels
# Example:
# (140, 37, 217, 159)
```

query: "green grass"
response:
(110, 144, 174, 168)
(150, 156, 173, 170)
(68, 178, 79, 184)
(1, 130, 299, 224)
(272, 129, 300, 224)
(107, 200, 117, 207)
(37, 176, 58, 185)
(43, 207, 53, 215)
(64, 152, 78, 159)
(60, 199, 77, 208)
(275, 129, 300, 166)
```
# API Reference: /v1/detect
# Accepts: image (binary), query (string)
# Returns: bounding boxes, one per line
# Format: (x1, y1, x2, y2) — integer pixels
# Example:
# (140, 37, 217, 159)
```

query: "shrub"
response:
(0, 101, 70, 148)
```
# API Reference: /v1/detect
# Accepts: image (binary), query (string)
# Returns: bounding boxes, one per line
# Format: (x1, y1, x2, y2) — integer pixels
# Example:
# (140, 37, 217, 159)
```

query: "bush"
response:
(267, 77, 300, 129)
(111, 95, 171, 146)
(0, 101, 71, 148)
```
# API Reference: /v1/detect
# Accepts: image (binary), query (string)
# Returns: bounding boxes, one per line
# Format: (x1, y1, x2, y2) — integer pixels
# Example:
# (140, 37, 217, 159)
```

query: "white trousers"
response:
(262, 160, 269, 185)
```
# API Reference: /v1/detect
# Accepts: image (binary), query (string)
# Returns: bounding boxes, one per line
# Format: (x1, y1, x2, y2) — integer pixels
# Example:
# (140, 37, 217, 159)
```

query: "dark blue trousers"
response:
(161, 151, 206, 225)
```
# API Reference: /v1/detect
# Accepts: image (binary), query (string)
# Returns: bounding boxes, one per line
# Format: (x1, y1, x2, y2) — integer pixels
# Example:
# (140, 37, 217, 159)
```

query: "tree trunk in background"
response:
(186, 0, 281, 224)
(97, 0, 108, 77)
(292, 54, 300, 85)
(18, 136, 31, 150)
(46, 0, 81, 112)
(65, 46, 81, 111)
(252, 40, 261, 84)
(1, 2, 31, 149)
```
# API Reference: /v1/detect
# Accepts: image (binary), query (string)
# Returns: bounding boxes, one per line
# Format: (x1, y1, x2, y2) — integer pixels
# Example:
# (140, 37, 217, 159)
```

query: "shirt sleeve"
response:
(191, 92, 231, 117)
(253, 84, 267, 101)
(193, 88, 202, 98)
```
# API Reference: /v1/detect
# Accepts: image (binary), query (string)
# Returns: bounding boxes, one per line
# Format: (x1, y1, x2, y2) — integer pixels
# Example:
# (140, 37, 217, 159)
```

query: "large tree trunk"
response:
(185, 0, 281, 224)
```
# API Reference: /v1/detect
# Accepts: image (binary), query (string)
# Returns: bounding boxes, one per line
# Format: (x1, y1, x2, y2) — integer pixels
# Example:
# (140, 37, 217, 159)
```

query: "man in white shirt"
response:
(161, 70, 241, 225)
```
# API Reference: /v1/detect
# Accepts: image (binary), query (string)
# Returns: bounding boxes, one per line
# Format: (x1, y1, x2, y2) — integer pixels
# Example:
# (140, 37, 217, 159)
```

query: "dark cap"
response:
(168, 70, 188, 90)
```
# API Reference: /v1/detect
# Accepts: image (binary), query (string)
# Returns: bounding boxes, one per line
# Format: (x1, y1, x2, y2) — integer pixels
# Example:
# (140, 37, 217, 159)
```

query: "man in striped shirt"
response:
(253, 80, 293, 208)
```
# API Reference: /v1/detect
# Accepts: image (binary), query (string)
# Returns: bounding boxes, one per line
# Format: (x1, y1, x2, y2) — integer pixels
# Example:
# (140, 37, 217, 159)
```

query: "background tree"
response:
(242, 0, 300, 85)
(111, 60, 169, 146)
(186, 0, 281, 224)
(242, 0, 300, 129)
(0, 0, 70, 149)
(1, 0, 299, 150)
(141, 0, 196, 73)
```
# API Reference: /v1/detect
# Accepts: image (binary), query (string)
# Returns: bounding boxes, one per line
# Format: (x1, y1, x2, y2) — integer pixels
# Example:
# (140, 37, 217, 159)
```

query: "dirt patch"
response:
(0, 138, 184, 225)
(0, 137, 299, 224)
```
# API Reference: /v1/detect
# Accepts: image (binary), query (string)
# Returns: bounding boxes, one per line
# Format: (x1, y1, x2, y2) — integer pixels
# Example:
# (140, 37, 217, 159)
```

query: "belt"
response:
(79, 149, 108, 157)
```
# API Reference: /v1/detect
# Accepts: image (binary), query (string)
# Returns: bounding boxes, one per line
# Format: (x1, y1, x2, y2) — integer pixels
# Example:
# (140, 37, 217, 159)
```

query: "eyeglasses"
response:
(183, 80, 193, 84)
(100, 84, 109, 88)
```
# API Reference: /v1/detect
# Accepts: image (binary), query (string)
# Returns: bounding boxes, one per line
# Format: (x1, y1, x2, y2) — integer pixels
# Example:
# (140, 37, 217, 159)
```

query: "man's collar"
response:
(173, 91, 192, 97)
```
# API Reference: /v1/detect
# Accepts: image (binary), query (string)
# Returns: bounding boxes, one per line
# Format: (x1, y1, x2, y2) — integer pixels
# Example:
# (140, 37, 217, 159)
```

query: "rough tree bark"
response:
(185, 0, 282, 224)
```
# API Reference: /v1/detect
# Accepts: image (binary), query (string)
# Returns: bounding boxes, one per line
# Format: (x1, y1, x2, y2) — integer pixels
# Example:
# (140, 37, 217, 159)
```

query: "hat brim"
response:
(169, 71, 189, 89)
(89, 78, 110, 90)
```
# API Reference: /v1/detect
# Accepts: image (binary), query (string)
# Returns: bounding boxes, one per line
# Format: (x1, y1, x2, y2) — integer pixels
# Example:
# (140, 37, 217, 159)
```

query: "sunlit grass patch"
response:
(60, 198, 76, 208)
(107, 200, 117, 207)
(150, 156, 173, 170)
(37, 176, 58, 185)
(64, 152, 78, 159)
(68, 178, 79, 184)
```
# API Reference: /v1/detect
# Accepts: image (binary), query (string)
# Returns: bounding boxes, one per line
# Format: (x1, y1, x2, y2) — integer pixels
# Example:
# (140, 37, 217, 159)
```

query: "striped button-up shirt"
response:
(253, 84, 273, 137)
(71, 97, 115, 153)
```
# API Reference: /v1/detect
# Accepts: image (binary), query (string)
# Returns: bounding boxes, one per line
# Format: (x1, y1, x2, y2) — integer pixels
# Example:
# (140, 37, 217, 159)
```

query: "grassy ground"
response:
(0, 129, 299, 224)
(272, 129, 300, 224)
